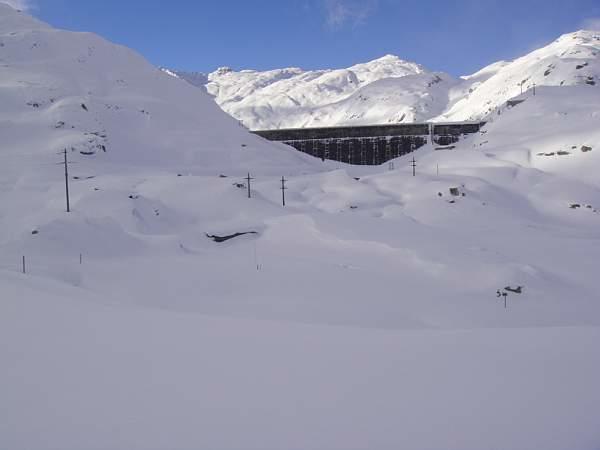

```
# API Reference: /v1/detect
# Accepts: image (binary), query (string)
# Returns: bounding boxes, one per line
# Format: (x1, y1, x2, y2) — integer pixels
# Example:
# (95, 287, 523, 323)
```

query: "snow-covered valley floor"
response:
(3, 119, 600, 449)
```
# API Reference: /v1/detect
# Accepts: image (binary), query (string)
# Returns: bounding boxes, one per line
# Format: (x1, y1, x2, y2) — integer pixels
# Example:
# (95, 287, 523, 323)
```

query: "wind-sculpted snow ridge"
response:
(2, 4, 600, 450)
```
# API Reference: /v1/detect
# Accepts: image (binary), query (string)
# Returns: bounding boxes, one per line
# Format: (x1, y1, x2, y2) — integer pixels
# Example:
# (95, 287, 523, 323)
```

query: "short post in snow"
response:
(411, 157, 417, 177)
(503, 292, 508, 309)
(281, 176, 288, 207)
(22, 255, 26, 274)
(533, 83, 536, 96)
(246, 172, 254, 199)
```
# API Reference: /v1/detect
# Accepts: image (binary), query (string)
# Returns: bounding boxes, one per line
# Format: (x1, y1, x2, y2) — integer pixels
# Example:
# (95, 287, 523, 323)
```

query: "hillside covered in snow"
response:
(1, 4, 600, 450)
(173, 30, 600, 129)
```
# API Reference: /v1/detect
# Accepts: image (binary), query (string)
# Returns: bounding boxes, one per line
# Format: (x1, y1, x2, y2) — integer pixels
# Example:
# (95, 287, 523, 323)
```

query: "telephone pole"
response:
(62, 149, 71, 212)
(411, 157, 417, 177)
(246, 172, 254, 199)
(281, 176, 288, 207)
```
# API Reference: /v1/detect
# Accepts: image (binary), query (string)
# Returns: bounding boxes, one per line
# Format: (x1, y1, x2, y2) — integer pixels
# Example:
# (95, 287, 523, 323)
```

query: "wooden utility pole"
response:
(281, 176, 288, 207)
(63, 149, 70, 212)
(411, 157, 417, 177)
(246, 173, 254, 199)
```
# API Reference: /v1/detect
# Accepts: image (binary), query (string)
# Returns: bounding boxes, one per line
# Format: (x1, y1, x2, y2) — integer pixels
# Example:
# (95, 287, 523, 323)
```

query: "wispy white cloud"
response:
(581, 17, 600, 31)
(1, 0, 33, 11)
(324, 0, 378, 29)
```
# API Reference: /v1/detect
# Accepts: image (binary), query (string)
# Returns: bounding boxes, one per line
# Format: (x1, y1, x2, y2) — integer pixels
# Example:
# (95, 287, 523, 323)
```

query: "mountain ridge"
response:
(170, 29, 600, 129)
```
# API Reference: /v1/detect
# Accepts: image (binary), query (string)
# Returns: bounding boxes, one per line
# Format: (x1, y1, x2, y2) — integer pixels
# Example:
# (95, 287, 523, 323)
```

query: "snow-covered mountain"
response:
(2, 4, 600, 450)
(441, 30, 600, 121)
(171, 30, 600, 129)
(173, 55, 457, 129)
(0, 3, 311, 175)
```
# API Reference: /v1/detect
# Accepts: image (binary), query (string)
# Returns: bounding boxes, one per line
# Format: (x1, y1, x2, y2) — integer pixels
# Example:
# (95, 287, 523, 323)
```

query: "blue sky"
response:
(12, 0, 600, 75)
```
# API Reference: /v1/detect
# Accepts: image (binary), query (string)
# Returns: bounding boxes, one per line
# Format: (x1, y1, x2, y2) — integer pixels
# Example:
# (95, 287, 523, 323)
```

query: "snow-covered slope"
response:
(441, 30, 600, 121)
(2, 4, 600, 449)
(0, 3, 313, 174)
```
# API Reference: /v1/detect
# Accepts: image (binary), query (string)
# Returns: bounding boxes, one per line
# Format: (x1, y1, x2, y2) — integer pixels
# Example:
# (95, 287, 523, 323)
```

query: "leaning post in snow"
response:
(246, 173, 254, 199)
(411, 157, 417, 177)
(281, 176, 288, 207)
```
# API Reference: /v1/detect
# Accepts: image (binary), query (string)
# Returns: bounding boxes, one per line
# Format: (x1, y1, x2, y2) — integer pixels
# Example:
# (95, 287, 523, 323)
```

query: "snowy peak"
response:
(188, 55, 446, 129)
(0, 5, 313, 174)
(440, 29, 600, 121)
(347, 54, 425, 84)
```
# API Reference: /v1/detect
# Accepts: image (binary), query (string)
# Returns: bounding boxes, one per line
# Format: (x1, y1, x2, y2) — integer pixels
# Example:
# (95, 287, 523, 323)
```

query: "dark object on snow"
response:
(354, 177, 360, 181)
(219, 174, 228, 178)
(570, 204, 581, 209)
(505, 286, 523, 294)
(581, 145, 593, 152)
(233, 182, 246, 189)
(31, 230, 39, 235)
(206, 232, 258, 243)
(80, 151, 95, 155)
(438, 192, 443, 197)
(129, 194, 139, 199)
(449, 187, 460, 197)
(435, 145, 456, 150)
(557, 151, 570, 156)
(349, 205, 358, 209)
(81, 103, 88, 111)
(506, 99, 525, 108)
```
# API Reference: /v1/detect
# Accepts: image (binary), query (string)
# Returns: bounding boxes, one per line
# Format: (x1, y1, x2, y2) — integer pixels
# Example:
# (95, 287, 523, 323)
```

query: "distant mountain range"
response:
(168, 30, 600, 129)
